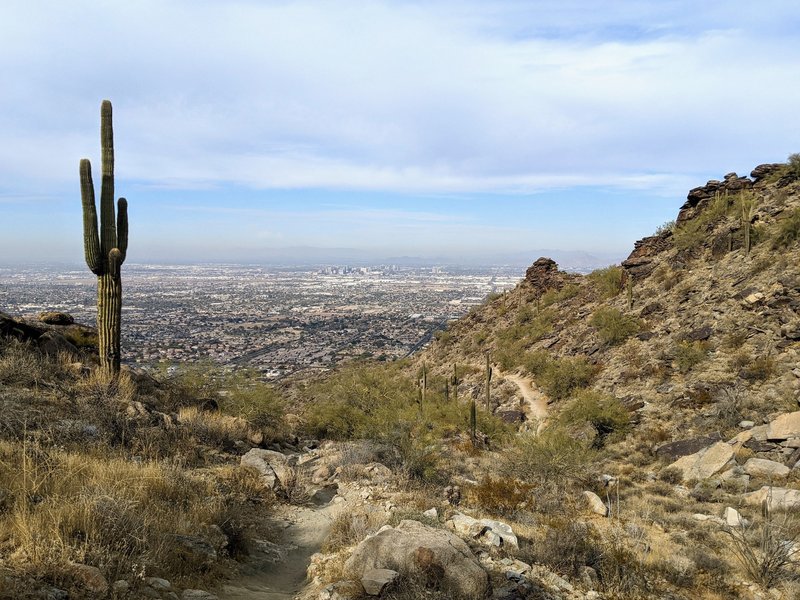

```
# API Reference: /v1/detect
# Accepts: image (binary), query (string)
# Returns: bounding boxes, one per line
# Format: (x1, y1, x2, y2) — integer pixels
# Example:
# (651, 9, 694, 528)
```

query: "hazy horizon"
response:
(2, 1, 799, 264)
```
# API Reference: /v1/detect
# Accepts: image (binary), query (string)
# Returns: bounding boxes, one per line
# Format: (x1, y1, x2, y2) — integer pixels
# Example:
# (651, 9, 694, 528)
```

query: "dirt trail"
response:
(500, 370, 549, 431)
(219, 502, 339, 600)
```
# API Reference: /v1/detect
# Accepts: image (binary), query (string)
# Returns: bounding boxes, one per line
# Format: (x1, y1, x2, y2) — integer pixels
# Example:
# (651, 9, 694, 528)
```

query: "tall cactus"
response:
(80, 100, 128, 375)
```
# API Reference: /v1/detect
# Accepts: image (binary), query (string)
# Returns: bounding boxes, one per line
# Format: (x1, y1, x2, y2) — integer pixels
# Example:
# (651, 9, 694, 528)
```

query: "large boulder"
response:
(667, 441, 734, 482)
(344, 520, 489, 599)
(743, 458, 790, 479)
(241, 449, 296, 490)
(655, 435, 722, 461)
(38, 311, 75, 325)
(767, 412, 800, 441)
(743, 486, 800, 511)
(448, 513, 518, 549)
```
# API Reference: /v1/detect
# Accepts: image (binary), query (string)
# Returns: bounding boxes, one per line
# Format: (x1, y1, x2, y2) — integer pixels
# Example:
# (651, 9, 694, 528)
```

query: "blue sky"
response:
(2, 0, 799, 264)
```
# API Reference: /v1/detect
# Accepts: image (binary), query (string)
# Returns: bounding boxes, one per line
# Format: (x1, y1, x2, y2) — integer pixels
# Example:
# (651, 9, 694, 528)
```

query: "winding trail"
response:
(498, 370, 549, 432)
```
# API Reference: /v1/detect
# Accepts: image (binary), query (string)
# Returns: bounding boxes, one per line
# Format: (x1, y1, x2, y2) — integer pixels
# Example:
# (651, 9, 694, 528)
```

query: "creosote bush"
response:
(560, 389, 630, 446)
(590, 306, 639, 346)
(772, 207, 800, 249)
(588, 266, 624, 298)
(301, 362, 512, 481)
(674, 340, 710, 373)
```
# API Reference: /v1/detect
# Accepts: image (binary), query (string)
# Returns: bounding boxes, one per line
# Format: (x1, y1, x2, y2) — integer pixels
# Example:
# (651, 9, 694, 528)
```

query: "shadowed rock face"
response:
(524, 257, 572, 296)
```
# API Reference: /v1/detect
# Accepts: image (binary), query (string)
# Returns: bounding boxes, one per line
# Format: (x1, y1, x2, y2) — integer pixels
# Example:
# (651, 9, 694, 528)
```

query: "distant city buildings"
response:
(1, 264, 520, 379)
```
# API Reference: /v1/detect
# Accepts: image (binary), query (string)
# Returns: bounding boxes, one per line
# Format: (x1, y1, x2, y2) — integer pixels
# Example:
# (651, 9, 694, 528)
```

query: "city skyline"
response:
(2, 1, 799, 263)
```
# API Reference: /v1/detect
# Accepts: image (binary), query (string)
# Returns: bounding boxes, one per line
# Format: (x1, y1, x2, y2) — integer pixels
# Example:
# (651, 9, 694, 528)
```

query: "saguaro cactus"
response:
(80, 100, 128, 375)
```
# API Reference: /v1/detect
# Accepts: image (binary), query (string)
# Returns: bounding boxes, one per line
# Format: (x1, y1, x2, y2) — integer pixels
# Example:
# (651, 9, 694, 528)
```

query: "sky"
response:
(1, 0, 799, 265)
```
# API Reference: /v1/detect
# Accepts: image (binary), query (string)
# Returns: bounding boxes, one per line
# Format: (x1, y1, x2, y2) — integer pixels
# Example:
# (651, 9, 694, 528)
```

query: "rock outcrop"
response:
(344, 520, 489, 599)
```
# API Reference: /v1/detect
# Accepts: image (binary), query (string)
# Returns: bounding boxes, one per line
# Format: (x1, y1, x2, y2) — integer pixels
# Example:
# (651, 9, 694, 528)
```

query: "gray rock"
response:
(317, 580, 362, 600)
(422, 508, 438, 519)
(67, 563, 108, 594)
(744, 486, 800, 510)
(448, 512, 519, 548)
(167, 534, 217, 565)
(655, 435, 722, 461)
(145, 577, 172, 591)
(182, 591, 220, 600)
(739, 420, 755, 429)
(743, 458, 790, 479)
(241, 448, 295, 490)
(667, 441, 735, 481)
(724, 507, 748, 528)
(344, 520, 488, 599)
(582, 491, 608, 517)
(767, 412, 800, 441)
(361, 568, 399, 595)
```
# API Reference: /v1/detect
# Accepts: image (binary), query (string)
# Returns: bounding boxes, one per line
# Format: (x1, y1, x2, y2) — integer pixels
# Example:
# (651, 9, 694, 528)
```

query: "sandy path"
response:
(500, 370, 549, 431)
(219, 502, 339, 600)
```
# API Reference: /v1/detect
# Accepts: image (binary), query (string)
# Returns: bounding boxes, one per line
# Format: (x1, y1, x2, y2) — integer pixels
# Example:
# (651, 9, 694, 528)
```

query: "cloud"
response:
(0, 0, 798, 197)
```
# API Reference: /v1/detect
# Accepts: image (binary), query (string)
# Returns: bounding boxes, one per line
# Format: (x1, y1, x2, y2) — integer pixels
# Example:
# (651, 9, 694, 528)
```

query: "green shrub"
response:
(588, 266, 624, 298)
(674, 340, 710, 373)
(560, 389, 630, 445)
(772, 207, 800, 249)
(738, 356, 775, 382)
(502, 427, 594, 489)
(673, 191, 735, 250)
(541, 283, 579, 307)
(539, 355, 595, 400)
(654, 220, 676, 236)
(789, 153, 800, 178)
(590, 307, 639, 345)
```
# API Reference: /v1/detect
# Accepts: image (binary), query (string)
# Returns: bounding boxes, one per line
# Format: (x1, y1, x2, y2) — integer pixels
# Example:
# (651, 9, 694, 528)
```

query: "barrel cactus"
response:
(79, 100, 128, 374)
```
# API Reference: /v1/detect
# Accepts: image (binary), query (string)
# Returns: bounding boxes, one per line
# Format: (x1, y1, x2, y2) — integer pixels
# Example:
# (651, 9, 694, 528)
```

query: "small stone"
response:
(68, 563, 108, 594)
(582, 491, 608, 517)
(145, 577, 172, 591)
(361, 568, 399, 595)
(112, 580, 130, 593)
(739, 420, 755, 429)
(182, 591, 220, 600)
(724, 507, 748, 528)
(422, 508, 438, 519)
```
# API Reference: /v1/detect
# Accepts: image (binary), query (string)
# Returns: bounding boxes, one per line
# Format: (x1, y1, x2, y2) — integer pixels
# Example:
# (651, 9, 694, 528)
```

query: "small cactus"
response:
(627, 278, 633, 309)
(485, 353, 493, 411)
(452, 364, 459, 403)
(470, 397, 477, 446)
(80, 100, 128, 375)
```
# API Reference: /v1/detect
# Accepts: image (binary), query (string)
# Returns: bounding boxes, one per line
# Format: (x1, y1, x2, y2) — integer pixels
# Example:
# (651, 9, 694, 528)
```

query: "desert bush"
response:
(590, 307, 639, 346)
(588, 266, 624, 298)
(502, 428, 594, 494)
(724, 497, 800, 588)
(526, 518, 603, 577)
(302, 362, 510, 480)
(772, 208, 800, 249)
(541, 283, 579, 307)
(673, 191, 735, 250)
(788, 153, 800, 178)
(654, 220, 676, 236)
(323, 510, 385, 554)
(0, 339, 76, 387)
(560, 389, 630, 445)
(738, 355, 775, 382)
(674, 340, 710, 373)
(468, 476, 533, 517)
(0, 439, 261, 588)
(538, 355, 595, 400)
